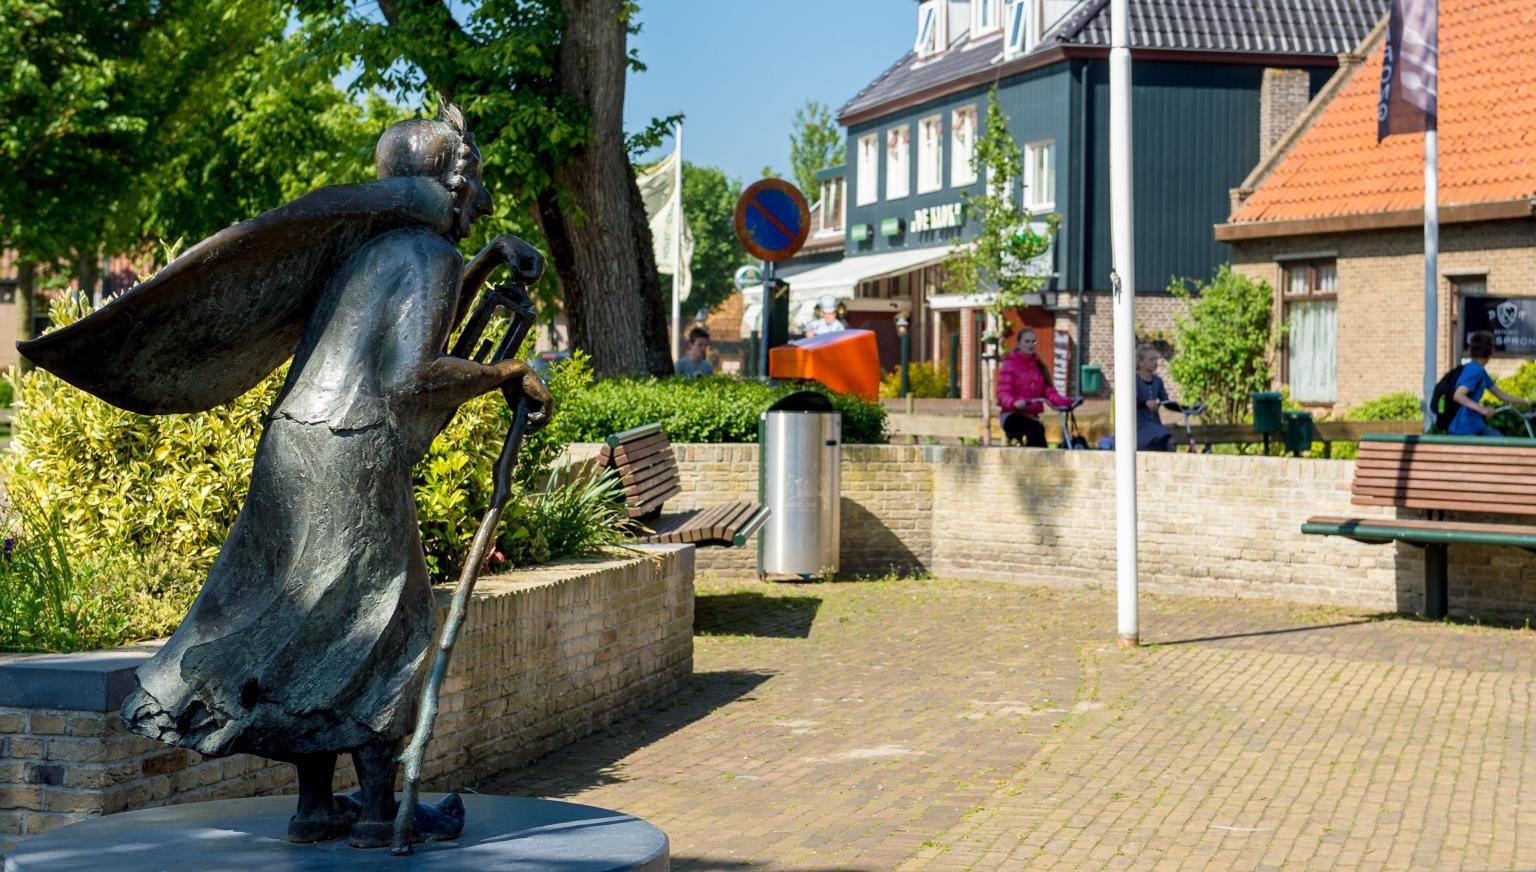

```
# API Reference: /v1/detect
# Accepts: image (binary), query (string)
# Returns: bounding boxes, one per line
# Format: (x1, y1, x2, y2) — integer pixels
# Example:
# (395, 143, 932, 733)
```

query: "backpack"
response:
(1430, 363, 1467, 431)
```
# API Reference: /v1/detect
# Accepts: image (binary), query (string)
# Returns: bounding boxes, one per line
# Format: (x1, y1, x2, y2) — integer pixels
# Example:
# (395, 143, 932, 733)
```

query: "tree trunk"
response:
(532, 0, 671, 378)
(76, 250, 100, 308)
(16, 260, 35, 372)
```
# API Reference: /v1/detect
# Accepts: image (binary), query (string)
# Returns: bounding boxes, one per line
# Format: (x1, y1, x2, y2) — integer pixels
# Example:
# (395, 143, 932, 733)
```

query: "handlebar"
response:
(1161, 401, 1206, 415)
(1048, 396, 1084, 412)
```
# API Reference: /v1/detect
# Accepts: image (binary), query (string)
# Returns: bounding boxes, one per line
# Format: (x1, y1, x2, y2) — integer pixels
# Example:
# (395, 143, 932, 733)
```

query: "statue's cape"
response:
(18, 176, 455, 415)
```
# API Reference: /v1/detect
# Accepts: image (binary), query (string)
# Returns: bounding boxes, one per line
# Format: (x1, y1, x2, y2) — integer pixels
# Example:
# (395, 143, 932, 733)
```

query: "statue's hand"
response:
(489, 235, 545, 285)
(492, 360, 553, 433)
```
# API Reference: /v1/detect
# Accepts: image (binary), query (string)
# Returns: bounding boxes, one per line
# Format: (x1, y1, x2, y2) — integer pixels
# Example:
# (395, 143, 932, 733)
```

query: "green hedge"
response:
(548, 375, 887, 444)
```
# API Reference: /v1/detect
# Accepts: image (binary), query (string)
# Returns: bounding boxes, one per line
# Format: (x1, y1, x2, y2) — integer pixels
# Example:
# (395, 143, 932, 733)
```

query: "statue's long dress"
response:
(121, 226, 464, 759)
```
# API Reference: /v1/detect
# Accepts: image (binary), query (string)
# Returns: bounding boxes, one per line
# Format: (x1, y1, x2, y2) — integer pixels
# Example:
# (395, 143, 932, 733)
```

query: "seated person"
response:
(1449, 330, 1526, 435)
(998, 328, 1069, 447)
(1135, 344, 1174, 451)
(674, 326, 714, 378)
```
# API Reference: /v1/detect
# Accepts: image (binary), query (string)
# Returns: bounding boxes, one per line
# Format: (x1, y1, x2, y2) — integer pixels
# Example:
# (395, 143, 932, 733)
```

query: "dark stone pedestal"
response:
(2, 794, 668, 871)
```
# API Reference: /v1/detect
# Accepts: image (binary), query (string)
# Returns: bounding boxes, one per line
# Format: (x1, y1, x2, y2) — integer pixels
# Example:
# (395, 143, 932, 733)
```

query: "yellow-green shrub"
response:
(879, 362, 952, 399)
(2, 293, 607, 649)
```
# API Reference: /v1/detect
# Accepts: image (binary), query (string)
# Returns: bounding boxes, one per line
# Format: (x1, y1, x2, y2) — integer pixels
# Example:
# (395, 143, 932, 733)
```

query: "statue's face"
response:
(453, 143, 493, 240)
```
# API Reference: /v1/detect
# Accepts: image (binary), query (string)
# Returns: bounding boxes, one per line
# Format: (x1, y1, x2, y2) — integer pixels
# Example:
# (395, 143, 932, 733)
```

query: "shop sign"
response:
(850, 223, 871, 242)
(911, 202, 965, 233)
(879, 217, 904, 237)
(1464, 296, 1536, 355)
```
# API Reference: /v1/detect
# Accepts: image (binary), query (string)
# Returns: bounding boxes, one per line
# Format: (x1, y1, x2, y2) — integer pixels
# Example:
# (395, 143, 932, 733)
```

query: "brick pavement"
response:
(481, 576, 1536, 870)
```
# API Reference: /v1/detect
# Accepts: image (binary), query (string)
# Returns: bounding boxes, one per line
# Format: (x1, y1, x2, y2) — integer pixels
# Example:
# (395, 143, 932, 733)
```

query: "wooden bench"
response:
(1301, 433, 1536, 618)
(600, 423, 769, 548)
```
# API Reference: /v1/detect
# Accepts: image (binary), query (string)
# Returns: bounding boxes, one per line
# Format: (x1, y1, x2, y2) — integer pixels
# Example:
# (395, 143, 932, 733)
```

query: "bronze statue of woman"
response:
(18, 103, 548, 848)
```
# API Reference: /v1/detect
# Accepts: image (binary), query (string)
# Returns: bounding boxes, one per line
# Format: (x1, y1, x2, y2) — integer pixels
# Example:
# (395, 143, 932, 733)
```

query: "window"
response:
(972, 0, 1001, 36)
(1005, 0, 1075, 56)
(1023, 140, 1055, 210)
(856, 133, 878, 205)
(951, 105, 978, 185)
(915, 0, 948, 58)
(1282, 260, 1338, 404)
(886, 125, 910, 200)
(917, 115, 943, 193)
(820, 176, 844, 232)
(1452, 275, 1489, 360)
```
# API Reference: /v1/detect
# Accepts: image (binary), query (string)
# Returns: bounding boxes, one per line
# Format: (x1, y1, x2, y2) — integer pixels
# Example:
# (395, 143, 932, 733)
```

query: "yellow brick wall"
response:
(0, 547, 693, 849)
(1230, 219, 1536, 411)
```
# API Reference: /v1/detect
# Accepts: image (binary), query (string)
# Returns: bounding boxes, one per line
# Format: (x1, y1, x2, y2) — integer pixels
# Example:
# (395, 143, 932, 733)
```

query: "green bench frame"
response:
(600, 423, 769, 548)
(1301, 433, 1536, 618)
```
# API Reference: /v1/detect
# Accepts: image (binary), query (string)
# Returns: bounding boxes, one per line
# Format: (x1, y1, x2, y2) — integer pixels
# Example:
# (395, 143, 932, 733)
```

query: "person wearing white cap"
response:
(806, 293, 847, 337)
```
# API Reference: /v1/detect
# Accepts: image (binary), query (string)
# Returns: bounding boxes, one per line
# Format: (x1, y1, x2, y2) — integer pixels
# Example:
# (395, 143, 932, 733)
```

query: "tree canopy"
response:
(789, 100, 841, 202)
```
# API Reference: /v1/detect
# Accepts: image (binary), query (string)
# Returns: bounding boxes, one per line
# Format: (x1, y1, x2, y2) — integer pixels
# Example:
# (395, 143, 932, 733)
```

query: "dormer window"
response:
(972, 0, 1002, 37)
(915, 0, 948, 58)
(1005, 0, 1074, 57)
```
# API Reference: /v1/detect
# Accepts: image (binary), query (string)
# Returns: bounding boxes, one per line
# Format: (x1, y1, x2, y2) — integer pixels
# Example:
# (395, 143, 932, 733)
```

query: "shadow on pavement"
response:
(1150, 616, 1396, 646)
(671, 857, 881, 872)
(483, 669, 774, 797)
(694, 591, 821, 639)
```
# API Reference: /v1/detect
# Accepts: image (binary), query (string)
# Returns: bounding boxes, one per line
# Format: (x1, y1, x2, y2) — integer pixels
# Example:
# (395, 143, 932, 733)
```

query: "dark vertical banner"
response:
(1377, 0, 1439, 141)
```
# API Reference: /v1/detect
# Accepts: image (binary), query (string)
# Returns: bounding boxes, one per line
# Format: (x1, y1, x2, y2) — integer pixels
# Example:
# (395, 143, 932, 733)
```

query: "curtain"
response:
(1288, 299, 1337, 403)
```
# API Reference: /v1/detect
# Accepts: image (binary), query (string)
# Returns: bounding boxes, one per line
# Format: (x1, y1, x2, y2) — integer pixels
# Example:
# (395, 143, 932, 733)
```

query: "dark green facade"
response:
(842, 57, 1331, 294)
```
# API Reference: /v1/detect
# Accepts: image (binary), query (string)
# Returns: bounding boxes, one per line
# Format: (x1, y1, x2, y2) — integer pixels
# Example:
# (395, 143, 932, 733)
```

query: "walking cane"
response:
(391, 279, 543, 855)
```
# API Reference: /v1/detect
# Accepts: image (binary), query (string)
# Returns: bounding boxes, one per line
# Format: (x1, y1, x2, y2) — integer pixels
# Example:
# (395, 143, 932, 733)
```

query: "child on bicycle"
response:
(1135, 345, 1174, 451)
(1449, 330, 1529, 436)
(998, 328, 1070, 447)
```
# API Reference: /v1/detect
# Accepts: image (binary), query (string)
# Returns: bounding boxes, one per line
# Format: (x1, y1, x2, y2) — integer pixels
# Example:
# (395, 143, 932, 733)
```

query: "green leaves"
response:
(1167, 265, 1278, 424)
(942, 87, 1057, 320)
(789, 101, 841, 201)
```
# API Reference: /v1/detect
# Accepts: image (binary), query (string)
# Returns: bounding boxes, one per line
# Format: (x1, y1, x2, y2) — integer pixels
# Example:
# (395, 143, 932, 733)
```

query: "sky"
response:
(624, 1, 917, 186)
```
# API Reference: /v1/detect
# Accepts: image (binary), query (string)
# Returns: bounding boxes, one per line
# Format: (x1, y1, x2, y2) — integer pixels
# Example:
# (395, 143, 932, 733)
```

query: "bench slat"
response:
(608, 432, 671, 466)
(614, 454, 678, 491)
(1359, 442, 1536, 461)
(1353, 474, 1536, 495)
(1355, 461, 1536, 480)
(606, 423, 664, 447)
(1350, 494, 1536, 516)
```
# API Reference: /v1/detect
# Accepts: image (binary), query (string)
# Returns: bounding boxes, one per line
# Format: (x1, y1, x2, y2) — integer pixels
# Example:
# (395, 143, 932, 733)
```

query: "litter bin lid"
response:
(766, 390, 835, 413)
(1252, 391, 1283, 400)
(1283, 410, 1313, 420)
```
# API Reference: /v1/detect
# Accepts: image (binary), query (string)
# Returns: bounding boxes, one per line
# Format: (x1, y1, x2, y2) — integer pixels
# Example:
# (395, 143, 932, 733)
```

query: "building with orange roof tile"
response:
(1217, 0, 1536, 412)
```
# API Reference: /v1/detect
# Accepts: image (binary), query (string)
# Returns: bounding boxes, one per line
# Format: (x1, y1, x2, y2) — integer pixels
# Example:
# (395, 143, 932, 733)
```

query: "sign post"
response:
(734, 179, 810, 378)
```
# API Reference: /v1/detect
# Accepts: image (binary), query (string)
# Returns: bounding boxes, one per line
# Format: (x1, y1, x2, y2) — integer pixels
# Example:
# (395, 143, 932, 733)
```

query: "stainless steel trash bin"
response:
(759, 391, 841, 577)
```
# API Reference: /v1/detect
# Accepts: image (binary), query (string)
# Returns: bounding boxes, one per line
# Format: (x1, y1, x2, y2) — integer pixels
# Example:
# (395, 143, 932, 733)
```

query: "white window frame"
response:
(886, 124, 911, 200)
(820, 176, 844, 232)
(1005, 0, 1070, 56)
(915, 0, 948, 58)
(1023, 139, 1056, 211)
(856, 133, 879, 205)
(917, 115, 944, 193)
(971, 0, 1002, 38)
(951, 104, 978, 186)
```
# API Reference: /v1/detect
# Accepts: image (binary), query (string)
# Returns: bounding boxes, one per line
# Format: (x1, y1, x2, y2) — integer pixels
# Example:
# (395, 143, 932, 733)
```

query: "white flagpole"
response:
(1109, 0, 1138, 647)
(1423, 121, 1438, 432)
(671, 122, 684, 363)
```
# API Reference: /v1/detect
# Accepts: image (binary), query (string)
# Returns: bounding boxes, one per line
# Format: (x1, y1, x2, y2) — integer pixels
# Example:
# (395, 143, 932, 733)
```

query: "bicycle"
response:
(1046, 396, 1088, 450)
(1488, 402, 1536, 438)
(1160, 400, 1210, 453)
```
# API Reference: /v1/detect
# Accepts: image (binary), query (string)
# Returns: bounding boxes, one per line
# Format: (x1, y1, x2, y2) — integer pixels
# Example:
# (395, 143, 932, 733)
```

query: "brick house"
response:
(1217, 0, 1536, 413)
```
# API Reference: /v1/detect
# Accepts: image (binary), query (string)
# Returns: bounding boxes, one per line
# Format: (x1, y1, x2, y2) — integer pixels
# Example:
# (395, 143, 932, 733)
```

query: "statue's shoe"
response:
(287, 794, 361, 843)
(349, 793, 466, 849)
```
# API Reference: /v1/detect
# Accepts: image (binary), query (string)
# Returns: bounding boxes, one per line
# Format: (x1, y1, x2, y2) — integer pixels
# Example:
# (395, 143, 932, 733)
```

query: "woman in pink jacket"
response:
(998, 328, 1070, 447)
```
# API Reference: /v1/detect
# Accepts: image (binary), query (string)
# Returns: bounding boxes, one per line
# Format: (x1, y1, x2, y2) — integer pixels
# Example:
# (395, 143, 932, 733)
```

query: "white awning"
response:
(781, 247, 952, 304)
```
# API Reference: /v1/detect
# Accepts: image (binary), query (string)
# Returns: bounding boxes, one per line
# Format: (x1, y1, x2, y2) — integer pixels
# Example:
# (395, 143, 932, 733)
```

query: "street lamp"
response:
(896, 315, 911, 399)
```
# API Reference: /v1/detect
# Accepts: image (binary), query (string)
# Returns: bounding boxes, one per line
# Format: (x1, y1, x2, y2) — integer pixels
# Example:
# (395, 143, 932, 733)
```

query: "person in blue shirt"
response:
(1450, 330, 1528, 435)
(674, 326, 714, 378)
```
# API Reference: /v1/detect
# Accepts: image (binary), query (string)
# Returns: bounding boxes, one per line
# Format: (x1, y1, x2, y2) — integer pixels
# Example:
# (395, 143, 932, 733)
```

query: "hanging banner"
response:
(1377, 0, 1438, 141)
(636, 152, 695, 299)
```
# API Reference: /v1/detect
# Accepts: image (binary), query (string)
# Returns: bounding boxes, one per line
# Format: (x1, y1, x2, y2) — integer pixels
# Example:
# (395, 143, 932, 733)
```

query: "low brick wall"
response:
(599, 443, 1536, 618)
(0, 546, 693, 850)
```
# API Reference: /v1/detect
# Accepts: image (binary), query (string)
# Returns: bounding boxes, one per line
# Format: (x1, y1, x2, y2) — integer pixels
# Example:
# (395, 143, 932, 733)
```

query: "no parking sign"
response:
(733, 179, 810, 263)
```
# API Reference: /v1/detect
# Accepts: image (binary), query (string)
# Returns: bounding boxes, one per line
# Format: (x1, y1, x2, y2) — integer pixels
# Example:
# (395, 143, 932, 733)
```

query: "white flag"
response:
(636, 152, 695, 300)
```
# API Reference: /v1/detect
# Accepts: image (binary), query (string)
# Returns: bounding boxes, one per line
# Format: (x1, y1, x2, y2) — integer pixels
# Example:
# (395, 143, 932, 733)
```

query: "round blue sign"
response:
(733, 179, 810, 262)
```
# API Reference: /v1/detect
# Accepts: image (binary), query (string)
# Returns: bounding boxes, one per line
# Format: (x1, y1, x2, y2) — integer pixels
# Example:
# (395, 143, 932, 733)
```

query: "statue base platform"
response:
(2, 794, 668, 871)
